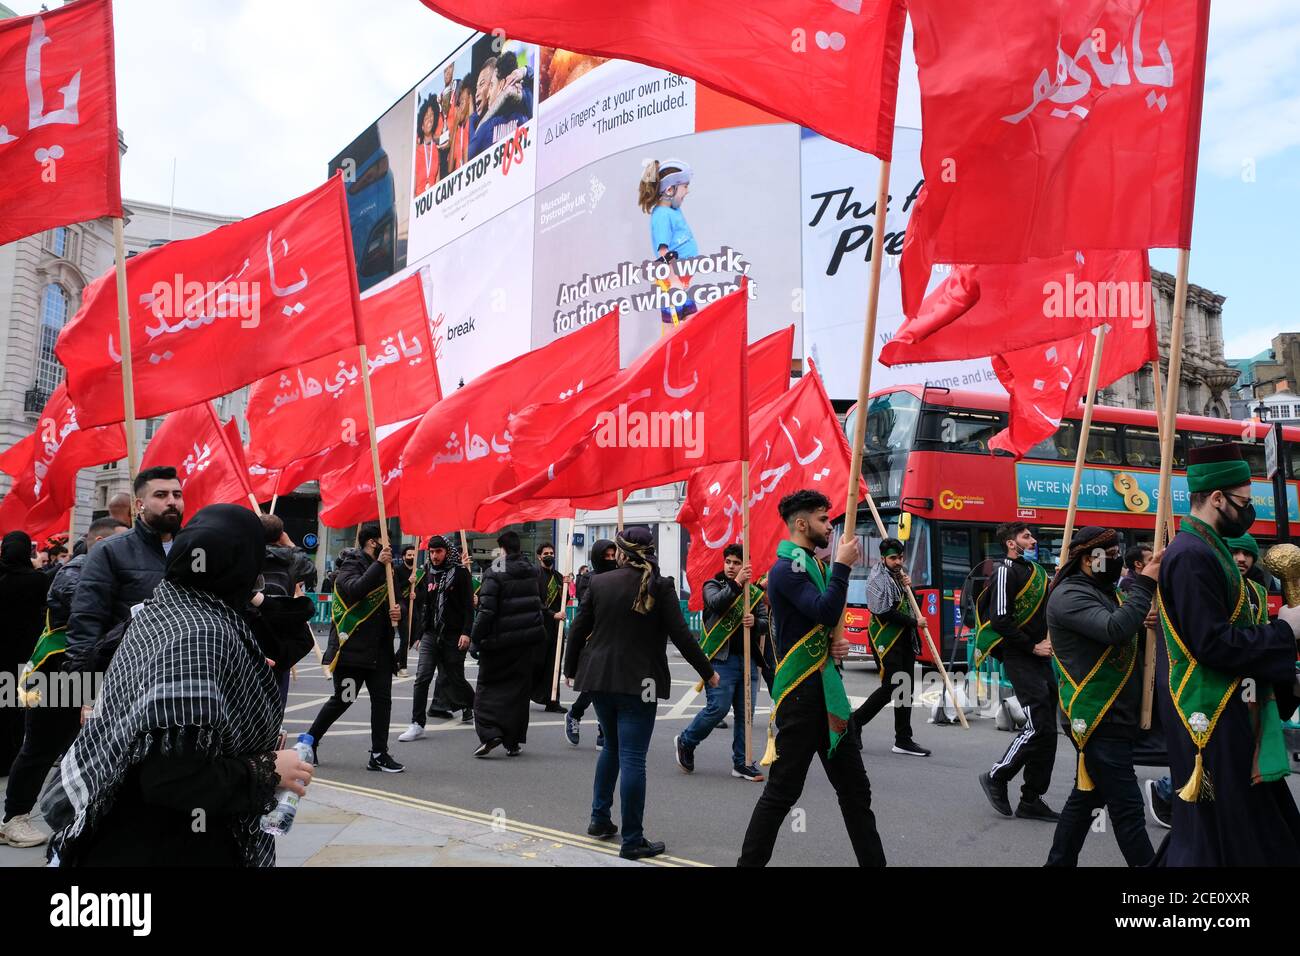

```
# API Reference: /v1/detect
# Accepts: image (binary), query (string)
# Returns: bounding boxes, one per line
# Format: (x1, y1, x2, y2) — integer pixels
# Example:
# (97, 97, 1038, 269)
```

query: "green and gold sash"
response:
(1158, 515, 1288, 802)
(868, 593, 910, 662)
(472, 574, 482, 594)
(18, 611, 67, 706)
(1052, 587, 1137, 791)
(544, 572, 560, 609)
(694, 580, 765, 691)
(328, 581, 390, 674)
(401, 567, 426, 600)
(974, 561, 1048, 667)
(761, 541, 851, 766)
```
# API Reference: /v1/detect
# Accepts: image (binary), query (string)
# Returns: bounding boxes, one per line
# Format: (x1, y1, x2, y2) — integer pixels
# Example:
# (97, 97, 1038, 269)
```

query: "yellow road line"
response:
(311, 776, 710, 868)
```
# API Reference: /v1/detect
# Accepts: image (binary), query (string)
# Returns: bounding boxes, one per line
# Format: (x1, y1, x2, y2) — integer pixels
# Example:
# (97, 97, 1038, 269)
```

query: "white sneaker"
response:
(0, 813, 48, 848)
(397, 723, 426, 742)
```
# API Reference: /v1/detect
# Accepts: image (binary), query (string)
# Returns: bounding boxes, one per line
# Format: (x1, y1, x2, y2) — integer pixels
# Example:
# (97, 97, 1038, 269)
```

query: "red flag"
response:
(57, 176, 364, 428)
(245, 272, 441, 468)
(987, 270, 1158, 458)
(883, 250, 1149, 366)
(400, 312, 620, 533)
(418, 0, 907, 159)
(141, 403, 255, 519)
(677, 367, 863, 610)
(489, 288, 749, 512)
(0, 0, 122, 246)
(1, 384, 126, 531)
(901, 0, 1209, 313)
(749, 325, 795, 410)
(317, 417, 421, 528)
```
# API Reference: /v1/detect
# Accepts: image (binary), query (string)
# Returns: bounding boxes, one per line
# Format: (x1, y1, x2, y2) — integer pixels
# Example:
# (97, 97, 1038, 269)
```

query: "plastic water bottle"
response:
(260, 733, 314, 836)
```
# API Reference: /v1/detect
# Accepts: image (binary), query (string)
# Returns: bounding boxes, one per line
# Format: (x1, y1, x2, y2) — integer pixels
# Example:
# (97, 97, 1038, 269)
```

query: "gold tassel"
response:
(760, 722, 778, 767)
(1178, 749, 1204, 802)
(1077, 751, 1094, 792)
(692, 679, 705, 694)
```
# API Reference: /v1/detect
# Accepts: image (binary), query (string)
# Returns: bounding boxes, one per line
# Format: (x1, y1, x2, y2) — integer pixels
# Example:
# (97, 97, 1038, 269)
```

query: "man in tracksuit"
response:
(308, 523, 404, 772)
(977, 521, 1060, 822)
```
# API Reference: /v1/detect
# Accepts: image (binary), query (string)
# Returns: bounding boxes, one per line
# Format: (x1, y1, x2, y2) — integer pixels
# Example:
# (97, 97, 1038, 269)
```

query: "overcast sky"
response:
(10, 0, 1297, 361)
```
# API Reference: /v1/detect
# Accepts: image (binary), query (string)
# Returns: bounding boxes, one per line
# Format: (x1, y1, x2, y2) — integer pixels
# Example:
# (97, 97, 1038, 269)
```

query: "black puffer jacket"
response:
(470, 553, 545, 653)
(47, 553, 87, 631)
(65, 518, 169, 673)
(323, 547, 394, 670)
(262, 545, 317, 596)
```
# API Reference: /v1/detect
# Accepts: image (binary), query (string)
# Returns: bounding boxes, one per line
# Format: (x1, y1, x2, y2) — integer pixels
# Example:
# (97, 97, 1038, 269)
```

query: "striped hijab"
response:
(43, 580, 283, 867)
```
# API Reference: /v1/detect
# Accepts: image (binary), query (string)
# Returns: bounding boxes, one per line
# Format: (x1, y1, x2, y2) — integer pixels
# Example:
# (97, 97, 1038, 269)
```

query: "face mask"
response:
(1094, 563, 1122, 588)
(1217, 497, 1255, 539)
(1018, 544, 1038, 561)
(541, 555, 554, 568)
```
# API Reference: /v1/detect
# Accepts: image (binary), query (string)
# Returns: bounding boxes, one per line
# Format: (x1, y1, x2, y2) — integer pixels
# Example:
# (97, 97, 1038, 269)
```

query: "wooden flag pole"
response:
(459, 529, 470, 564)
(616, 489, 624, 531)
(741, 459, 753, 763)
(1140, 356, 1166, 730)
(1060, 325, 1108, 556)
(1149, 358, 1176, 546)
(834, 159, 891, 646)
(270, 494, 278, 515)
(550, 530, 575, 704)
(357, 343, 397, 610)
(863, 490, 968, 729)
(112, 219, 139, 478)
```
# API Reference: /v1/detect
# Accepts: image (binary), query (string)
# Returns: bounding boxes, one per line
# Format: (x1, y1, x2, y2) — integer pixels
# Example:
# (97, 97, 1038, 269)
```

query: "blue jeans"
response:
(679, 653, 757, 767)
(590, 692, 657, 849)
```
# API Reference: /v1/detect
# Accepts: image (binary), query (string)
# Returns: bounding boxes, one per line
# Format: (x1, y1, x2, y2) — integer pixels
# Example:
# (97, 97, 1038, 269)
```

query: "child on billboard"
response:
(639, 158, 699, 331)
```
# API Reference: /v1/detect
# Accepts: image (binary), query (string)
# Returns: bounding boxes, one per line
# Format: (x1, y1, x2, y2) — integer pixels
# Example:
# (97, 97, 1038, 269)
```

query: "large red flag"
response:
(0, 0, 122, 246)
(987, 272, 1157, 458)
(245, 272, 440, 468)
(400, 312, 620, 534)
(248, 441, 364, 502)
(141, 403, 255, 519)
(490, 287, 749, 512)
(317, 418, 421, 528)
(901, 0, 1209, 313)
(677, 367, 863, 610)
(418, 0, 907, 159)
(749, 325, 795, 411)
(882, 250, 1149, 366)
(57, 176, 364, 427)
(0, 384, 126, 531)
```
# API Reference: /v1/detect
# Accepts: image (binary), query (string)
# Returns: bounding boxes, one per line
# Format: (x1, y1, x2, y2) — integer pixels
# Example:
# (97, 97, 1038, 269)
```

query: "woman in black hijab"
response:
(43, 505, 313, 867)
(0, 530, 51, 770)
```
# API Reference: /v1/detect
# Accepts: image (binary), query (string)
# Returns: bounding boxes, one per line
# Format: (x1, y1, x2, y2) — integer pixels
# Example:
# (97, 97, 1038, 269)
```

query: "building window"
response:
(51, 226, 68, 258)
(145, 417, 163, 440)
(36, 284, 69, 396)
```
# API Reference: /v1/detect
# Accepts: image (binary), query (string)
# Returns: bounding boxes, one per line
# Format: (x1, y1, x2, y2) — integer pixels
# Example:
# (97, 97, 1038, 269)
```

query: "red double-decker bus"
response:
(837, 385, 1299, 669)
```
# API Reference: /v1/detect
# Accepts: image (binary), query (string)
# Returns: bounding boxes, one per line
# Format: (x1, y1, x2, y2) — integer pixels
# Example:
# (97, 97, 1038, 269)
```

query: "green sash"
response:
(698, 581, 765, 663)
(974, 561, 1047, 667)
(472, 574, 482, 594)
(18, 611, 66, 706)
(401, 567, 426, 600)
(544, 572, 560, 609)
(1158, 515, 1288, 801)
(761, 541, 851, 766)
(868, 592, 909, 661)
(1052, 587, 1138, 791)
(329, 581, 390, 673)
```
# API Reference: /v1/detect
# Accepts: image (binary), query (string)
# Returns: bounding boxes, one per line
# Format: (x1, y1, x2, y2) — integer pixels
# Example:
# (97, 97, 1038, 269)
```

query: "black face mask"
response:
(1093, 563, 1123, 588)
(1217, 497, 1256, 539)
(541, 555, 555, 568)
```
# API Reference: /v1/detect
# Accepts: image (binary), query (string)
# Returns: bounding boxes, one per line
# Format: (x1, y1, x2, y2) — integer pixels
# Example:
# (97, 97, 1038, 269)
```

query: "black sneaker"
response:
(427, 707, 454, 719)
(461, 708, 474, 724)
(543, 703, 565, 714)
(892, 739, 931, 757)
(718, 719, 728, 729)
(505, 743, 523, 757)
(673, 734, 695, 774)
(620, 838, 666, 861)
(565, 711, 581, 747)
(587, 820, 618, 840)
(367, 751, 405, 773)
(1145, 779, 1172, 829)
(474, 738, 503, 758)
(731, 763, 764, 782)
(979, 771, 1013, 817)
(1015, 797, 1060, 822)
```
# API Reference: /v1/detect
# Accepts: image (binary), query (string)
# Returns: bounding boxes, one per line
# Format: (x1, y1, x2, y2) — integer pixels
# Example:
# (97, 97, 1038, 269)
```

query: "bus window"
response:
(1123, 426, 1160, 468)
(857, 391, 921, 507)
(1026, 421, 1079, 462)
(903, 516, 933, 587)
(940, 526, 973, 592)
(917, 407, 1008, 454)
(1085, 424, 1122, 465)
(1240, 440, 1266, 477)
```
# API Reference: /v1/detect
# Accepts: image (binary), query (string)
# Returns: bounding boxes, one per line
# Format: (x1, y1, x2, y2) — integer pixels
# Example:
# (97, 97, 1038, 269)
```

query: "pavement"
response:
(6, 643, 1297, 867)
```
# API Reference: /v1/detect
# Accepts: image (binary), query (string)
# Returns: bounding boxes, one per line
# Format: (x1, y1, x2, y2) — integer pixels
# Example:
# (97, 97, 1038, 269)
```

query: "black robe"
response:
(530, 567, 564, 705)
(1154, 527, 1300, 866)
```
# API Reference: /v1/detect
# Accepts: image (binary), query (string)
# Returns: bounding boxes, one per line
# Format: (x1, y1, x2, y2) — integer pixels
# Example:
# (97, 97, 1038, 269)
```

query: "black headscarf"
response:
(615, 526, 660, 614)
(1, 530, 33, 572)
(165, 504, 266, 606)
(590, 538, 617, 575)
(1050, 525, 1117, 591)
